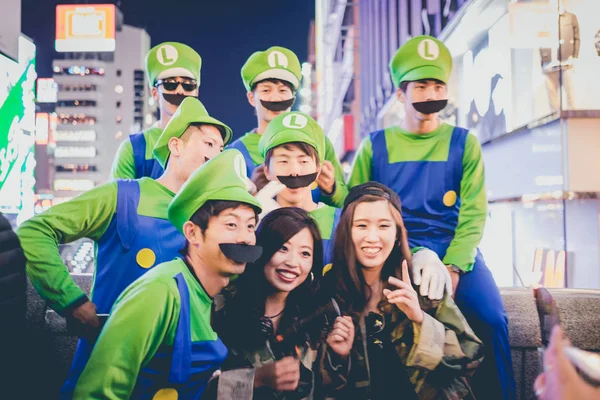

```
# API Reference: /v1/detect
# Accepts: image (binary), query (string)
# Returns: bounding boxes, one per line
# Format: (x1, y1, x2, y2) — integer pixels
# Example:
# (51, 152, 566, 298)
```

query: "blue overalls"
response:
(132, 272, 228, 399)
(131, 131, 164, 179)
(370, 127, 516, 400)
(231, 138, 324, 203)
(61, 180, 186, 398)
(321, 208, 342, 268)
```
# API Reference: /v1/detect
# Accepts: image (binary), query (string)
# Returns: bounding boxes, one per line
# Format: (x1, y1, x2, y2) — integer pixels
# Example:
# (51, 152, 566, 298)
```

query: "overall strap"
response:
(130, 132, 148, 179)
(169, 272, 192, 384)
(369, 129, 388, 184)
(149, 159, 164, 180)
(115, 180, 140, 250)
(328, 208, 342, 250)
(322, 208, 343, 267)
(445, 127, 469, 196)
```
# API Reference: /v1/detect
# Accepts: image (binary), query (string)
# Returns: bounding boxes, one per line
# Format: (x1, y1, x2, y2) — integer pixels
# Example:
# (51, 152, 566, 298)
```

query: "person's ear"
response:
(247, 91, 256, 108)
(183, 221, 202, 247)
(396, 87, 406, 104)
(167, 137, 184, 159)
(264, 163, 275, 181)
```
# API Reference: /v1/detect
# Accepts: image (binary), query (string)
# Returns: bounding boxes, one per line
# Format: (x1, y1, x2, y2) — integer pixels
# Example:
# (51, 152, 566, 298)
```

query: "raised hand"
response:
(316, 160, 335, 195)
(70, 300, 101, 339)
(254, 356, 300, 392)
(326, 316, 354, 358)
(383, 260, 425, 324)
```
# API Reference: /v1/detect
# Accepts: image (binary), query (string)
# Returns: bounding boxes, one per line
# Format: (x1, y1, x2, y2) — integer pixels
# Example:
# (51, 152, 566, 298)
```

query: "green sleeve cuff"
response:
(320, 182, 348, 208)
(60, 294, 90, 316)
(442, 256, 474, 273)
(410, 246, 425, 255)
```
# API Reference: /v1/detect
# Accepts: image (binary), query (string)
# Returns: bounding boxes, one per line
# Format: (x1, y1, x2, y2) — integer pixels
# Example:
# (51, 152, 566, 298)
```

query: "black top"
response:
(365, 312, 418, 400)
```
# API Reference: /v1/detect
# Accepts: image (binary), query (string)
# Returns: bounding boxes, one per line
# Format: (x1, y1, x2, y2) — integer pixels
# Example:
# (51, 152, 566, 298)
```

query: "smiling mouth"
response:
(276, 269, 299, 282)
(361, 247, 382, 256)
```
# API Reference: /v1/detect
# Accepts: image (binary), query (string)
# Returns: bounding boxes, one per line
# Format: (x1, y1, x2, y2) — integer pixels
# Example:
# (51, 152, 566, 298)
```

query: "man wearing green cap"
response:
(229, 46, 348, 207)
(18, 97, 232, 398)
(256, 111, 341, 268)
(74, 149, 262, 399)
(348, 35, 515, 399)
(111, 41, 202, 180)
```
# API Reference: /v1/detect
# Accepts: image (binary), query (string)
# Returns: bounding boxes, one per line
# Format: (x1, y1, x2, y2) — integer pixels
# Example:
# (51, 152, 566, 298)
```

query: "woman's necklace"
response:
(260, 308, 285, 337)
(264, 308, 285, 319)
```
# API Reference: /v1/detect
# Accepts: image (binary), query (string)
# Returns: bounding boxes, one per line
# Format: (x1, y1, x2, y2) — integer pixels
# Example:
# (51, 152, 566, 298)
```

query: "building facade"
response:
(52, 23, 156, 201)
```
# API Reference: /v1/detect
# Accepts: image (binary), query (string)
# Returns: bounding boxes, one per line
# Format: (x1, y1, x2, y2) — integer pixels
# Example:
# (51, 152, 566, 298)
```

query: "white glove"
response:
(255, 181, 285, 220)
(411, 248, 453, 300)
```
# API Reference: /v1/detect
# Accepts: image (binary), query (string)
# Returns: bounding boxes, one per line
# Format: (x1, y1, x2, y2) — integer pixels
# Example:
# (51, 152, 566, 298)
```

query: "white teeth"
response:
(363, 248, 380, 254)
(278, 271, 297, 279)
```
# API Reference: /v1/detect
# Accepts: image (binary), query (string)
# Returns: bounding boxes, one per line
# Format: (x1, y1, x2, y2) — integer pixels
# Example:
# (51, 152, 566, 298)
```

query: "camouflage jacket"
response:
(319, 296, 484, 400)
(203, 293, 317, 400)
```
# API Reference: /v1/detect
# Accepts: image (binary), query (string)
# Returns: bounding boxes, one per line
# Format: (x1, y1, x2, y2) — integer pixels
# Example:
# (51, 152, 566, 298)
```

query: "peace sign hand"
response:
(383, 260, 425, 324)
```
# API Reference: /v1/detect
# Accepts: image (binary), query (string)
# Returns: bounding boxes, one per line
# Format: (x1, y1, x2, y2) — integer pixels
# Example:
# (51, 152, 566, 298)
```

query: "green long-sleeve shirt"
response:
(110, 127, 163, 180)
(309, 204, 338, 242)
(229, 130, 349, 208)
(348, 124, 487, 272)
(17, 178, 175, 312)
(74, 258, 220, 399)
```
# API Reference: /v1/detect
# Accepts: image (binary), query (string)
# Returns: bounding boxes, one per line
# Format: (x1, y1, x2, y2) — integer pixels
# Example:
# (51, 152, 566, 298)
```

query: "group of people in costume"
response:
(17, 35, 516, 399)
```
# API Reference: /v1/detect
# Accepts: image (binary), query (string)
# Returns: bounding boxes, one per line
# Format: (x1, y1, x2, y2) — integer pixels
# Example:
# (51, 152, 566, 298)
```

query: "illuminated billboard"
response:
(36, 113, 49, 145)
(55, 4, 116, 52)
(37, 78, 58, 103)
(54, 179, 95, 192)
(0, 35, 37, 224)
(54, 146, 97, 158)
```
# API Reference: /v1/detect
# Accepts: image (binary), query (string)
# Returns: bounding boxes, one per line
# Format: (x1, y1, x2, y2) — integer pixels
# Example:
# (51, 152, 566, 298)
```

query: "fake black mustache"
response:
(260, 98, 295, 112)
(162, 93, 192, 106)
(219, 243, 263, 264)
(277, 173, 318, 189)
(412, 99, 448, 114)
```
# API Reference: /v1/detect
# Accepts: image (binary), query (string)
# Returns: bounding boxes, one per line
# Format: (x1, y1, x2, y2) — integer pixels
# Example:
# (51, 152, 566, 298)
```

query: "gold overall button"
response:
(136, 248, 156, 269)
(443, 190, 457, 207)
(153, 388, 178, 400)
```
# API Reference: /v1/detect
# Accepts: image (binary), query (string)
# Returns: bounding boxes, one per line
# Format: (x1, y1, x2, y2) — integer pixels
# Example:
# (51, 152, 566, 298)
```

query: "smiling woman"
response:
(207, 207, 327, 399)
(319, 182, 484, 400)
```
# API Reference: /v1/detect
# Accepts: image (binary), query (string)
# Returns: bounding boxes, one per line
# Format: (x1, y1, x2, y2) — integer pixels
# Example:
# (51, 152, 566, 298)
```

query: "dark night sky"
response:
(21, 0, 315, 139)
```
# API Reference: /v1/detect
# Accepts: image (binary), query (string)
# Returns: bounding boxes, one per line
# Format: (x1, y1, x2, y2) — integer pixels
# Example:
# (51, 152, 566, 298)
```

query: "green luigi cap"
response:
(153, 97, 233, 168)
(146, 42, 202, 88)
(258, 112, 326, 163)
(241, 46, 302, 92)
(389, 35, 452, 87)
(168, 149, 262, 233)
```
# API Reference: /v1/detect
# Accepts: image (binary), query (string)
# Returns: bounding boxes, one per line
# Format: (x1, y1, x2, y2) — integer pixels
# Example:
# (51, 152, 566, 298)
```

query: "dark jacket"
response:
(0, 213, 27, 393)
(203, 287, 319, 400)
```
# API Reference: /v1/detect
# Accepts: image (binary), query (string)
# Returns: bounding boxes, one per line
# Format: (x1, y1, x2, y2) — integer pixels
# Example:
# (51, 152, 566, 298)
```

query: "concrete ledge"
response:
(546, 289, 600, 351)
(500, 288, 543, 349)
(501, 288, 600, 400)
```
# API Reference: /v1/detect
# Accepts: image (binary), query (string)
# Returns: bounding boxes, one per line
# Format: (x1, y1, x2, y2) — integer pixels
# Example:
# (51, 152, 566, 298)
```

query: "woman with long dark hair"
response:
(319, 182, 484, 399)
(207, 207, 350, 399)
